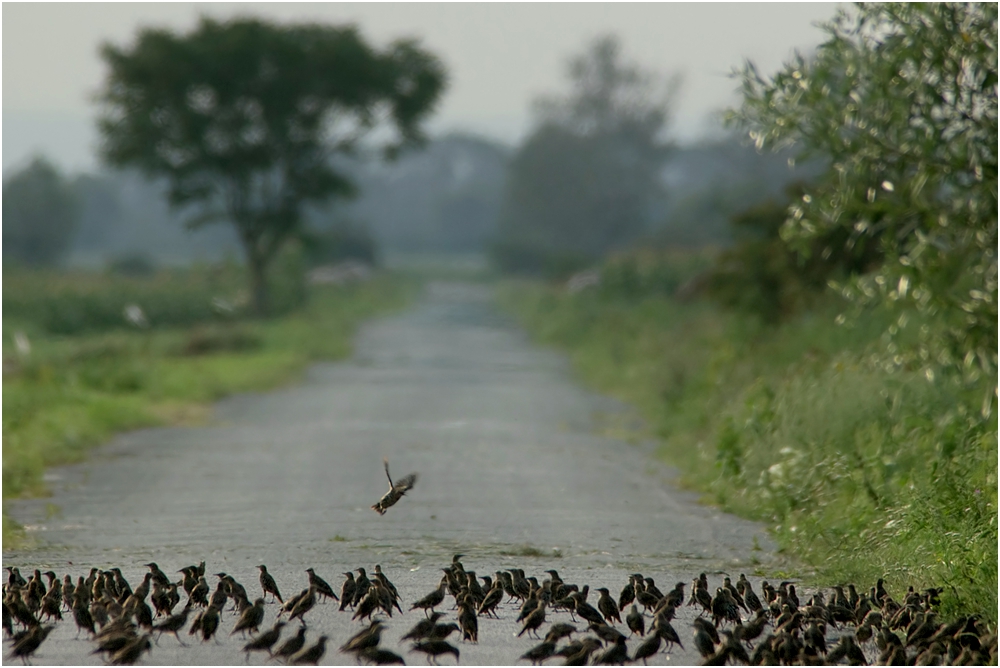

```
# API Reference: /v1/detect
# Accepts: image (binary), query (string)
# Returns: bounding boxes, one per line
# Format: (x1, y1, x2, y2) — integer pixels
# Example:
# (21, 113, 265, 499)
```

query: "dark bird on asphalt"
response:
(354, 568, 373, 606)
(289, 586, 318, 624)
(571, 593, 606, 626)
(633, 632, 661, 665)
(545, 623, 578, 644)
(359, 647, 407, 665)
(588, 622, 627, 645)
(291, 634, 328, 665)
(520, 640, 557, 665)
(618, 577, 636, 612)
(258, 565, 283, 604)
(72, 600, 96, 636)
(458, 601, 479, 642)
(2, 602, 13, 638)
(196, 603, 221, 642)
(153, 601, 192, 646)
(411, 578, 448, 616)
(339, 572, 358, 611)
(410, 639, 460, 664)
(91, 630, 139, 656)
(372, 457, 418, 515)
(109, 633, 152, 666)
(306, 568, 339, 603)
(243, 620, 286, 658)
(693, 621, 717, 659)
(518, 601, 547, 639)
(597, 588, 622, 625)
(478, 582, 504, 618)
(281, 588, 310, 617)
(340, 619, 386, 654)
(189, 576, 210, 607)
(594, 635, 629, 665)
(401, 611, 446, 642)
(7, 623, 55, 664)
(273, 625, 308, 661)
(231, 597, 266, 637)
(626, 604, 645, 637)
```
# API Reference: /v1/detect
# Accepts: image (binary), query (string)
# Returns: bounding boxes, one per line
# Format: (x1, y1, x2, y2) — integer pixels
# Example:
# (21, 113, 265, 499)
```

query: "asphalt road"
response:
(4, 281, 780, 665)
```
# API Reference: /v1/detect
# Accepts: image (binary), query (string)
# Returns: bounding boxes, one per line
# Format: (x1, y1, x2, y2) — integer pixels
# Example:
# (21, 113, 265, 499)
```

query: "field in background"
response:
(499, 260, 997, 623)
(3, 263, 418, 545)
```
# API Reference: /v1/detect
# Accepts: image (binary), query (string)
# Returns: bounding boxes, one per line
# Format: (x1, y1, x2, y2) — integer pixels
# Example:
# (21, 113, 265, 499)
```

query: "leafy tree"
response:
(2, 157, 80, 266)
(494, 35, 679, 275)
(98, 17, 446, 314)
(727, 3, 997, 389)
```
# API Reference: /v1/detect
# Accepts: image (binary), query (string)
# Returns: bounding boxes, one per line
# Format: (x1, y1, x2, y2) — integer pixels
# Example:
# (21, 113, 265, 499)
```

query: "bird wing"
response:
(394, 473, 417, 493)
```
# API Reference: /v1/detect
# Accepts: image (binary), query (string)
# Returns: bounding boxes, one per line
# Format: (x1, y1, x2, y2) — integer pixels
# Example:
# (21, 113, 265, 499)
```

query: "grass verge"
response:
(3, 273, 418, 546)
(498, 280, 997, 624)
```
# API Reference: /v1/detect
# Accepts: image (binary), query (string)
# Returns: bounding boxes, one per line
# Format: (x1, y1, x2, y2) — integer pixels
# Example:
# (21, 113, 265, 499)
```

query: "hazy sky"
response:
(3, 2, 839, 172)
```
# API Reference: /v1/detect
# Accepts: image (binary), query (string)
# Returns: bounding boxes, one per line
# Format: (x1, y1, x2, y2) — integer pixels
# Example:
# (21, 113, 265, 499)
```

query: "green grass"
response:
(498, 279, 997, 623)
(3, 269, 418, 545)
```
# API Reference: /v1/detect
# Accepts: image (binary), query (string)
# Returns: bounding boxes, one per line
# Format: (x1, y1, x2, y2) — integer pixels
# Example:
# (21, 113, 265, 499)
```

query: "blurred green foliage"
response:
(3, 158, 80, 267)
(3, 247, 306, 336)
(502, 271, 997, 622)
(728, 2, 997, 393)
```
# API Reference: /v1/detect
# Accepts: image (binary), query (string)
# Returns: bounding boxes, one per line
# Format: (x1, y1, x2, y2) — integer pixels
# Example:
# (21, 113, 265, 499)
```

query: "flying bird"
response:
(371, 458, 417, 515)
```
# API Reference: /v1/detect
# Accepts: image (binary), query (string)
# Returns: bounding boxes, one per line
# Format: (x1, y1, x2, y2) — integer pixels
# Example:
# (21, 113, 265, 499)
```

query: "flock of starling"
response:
(3, 554, 996, 666)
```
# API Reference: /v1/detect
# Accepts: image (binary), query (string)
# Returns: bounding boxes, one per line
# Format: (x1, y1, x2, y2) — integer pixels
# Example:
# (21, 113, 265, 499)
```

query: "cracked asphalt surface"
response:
(4, 281, 779, 665)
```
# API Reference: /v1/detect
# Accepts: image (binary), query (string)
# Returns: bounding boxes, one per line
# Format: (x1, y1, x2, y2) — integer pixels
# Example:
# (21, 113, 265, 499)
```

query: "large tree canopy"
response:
(493, 35, 679, 274)
(98, 17, 446, 313)
(728, 3, 997, 386)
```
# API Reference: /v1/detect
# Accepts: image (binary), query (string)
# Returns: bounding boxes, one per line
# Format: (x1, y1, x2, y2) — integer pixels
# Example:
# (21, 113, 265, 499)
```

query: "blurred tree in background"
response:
(728, 3, 997, 389)
(98, 17, 446, 315)
(3, 157, 80, 266)
(493, 35, 680, 276)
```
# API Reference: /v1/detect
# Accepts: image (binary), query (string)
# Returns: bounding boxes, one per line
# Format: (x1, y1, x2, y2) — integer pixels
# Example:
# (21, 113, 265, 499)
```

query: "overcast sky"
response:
(3, 2, 839, 173)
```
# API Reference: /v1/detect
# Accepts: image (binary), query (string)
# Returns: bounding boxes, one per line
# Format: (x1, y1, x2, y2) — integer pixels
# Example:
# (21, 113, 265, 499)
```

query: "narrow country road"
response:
(4, 281, 779, 665)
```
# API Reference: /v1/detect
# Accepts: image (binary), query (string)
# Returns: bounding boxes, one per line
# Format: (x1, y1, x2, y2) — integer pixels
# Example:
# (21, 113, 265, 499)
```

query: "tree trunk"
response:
(248, 249, 270, 317)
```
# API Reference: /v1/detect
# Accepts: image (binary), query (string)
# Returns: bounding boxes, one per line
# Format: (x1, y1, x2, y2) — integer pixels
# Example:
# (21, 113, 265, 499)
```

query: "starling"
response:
(693, 621, 717, 658)
(109, 633, 153, 666)
(477, 583, 503, 618)
(588, 622, 626, 645)
(544, 623, 578, 644)
(73, 600, 96, 636)
(626, 605, 645, 637)
(273, 625, 308, 661)
(231, 597, 266, 637)
(354, 568, 373, 606)
(597, 588, 622, 625)
(410, 639, 460, 664)
(306, 568, 339, 603)
(189, 576, 210, 607)
(153, 601, 192, 646)
(8, 623, 55, 663)
(91, 630, 139, 656)
(258, 565, 283, 604)
(292, 634, 328, 665)
(518, 601, 547, 639)
(520, 640, 557, 665)
(594, 635, 629, 665)
(340, 619, 386, 654)
(354, 590, 382, 623)
(177, 567, 198, 596)
(428, 622, 461, 642)
(243, 620, 286, 658)
(2, 602, 12, 638)
(198, 603, 221, 642)
(410, 578, 448, 616)
(633, 632, 661, 665)
(618, 578, 636, 612)
(458, 601, 479, 642)
(358, 647, 407, 665)
(208, 579, 229, 611)
(571, 593, 605, 626)
(402, 611, 446, 642)
(289, 586, 318, 624)
(339, 572, 357, 611)
(371, 457, 418, 515)
(281, 588, 310, 617)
